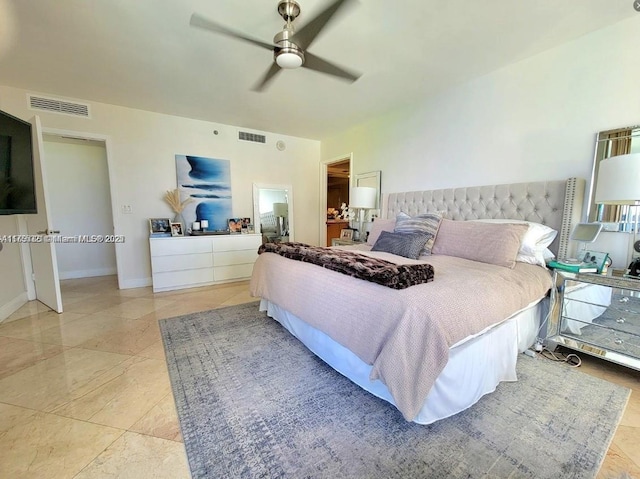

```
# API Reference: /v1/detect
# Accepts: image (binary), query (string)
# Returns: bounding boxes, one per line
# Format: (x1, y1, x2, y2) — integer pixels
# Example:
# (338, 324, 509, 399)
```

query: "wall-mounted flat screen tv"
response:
(0, 110, 37, 214)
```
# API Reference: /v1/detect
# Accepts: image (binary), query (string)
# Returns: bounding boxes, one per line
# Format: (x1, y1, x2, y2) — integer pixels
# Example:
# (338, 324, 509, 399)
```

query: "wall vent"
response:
(238, 131, 266, 144)
(28, 95, 91, 118)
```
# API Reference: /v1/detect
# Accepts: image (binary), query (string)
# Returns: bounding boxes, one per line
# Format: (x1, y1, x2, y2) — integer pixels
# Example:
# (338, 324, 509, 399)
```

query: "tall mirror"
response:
(253, 183, 294, 244)
(355, 170, 381, 212)
(588, 125, 640, 230)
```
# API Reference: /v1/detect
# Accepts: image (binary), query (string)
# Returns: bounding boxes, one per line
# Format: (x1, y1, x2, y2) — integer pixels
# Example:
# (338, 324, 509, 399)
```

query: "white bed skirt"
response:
(260, 298, 544, 425)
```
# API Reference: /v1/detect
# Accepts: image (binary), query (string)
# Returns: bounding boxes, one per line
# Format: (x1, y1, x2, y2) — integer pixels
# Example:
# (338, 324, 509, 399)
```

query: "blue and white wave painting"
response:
(175, 155, 232, 231)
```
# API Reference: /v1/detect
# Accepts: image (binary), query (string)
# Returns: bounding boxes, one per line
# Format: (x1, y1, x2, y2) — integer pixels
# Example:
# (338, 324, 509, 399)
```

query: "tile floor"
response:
(0, 275, 638, 478)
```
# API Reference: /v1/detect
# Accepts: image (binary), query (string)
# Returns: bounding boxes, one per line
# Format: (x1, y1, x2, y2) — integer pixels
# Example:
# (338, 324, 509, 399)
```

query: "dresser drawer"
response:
(213, 263, 255, 282)
(213, 249, 258, 267)
(153, 268, 214, 291)
(150, 237, 212, 256)
(152, 253, 213, 273)
(213, 234, 261, 252)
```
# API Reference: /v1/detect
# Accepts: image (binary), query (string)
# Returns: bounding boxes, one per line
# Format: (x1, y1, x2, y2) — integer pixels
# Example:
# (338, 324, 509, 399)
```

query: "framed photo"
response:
(581, 250, 609, 273)
(340, 228, 353, 240)
(246, 224, 255, 234)
(149, 218, 171, 235)
(238, 217, 249, 234)
(170, 222, 184, 237)
(228, 218, 243, 233)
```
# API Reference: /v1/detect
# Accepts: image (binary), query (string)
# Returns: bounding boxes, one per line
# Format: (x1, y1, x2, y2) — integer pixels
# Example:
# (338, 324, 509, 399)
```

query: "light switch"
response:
(121, 205, 133, 214)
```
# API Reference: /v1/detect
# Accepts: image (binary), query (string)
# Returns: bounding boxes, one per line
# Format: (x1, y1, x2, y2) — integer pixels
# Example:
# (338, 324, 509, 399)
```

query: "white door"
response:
(26, 116, 63, 313)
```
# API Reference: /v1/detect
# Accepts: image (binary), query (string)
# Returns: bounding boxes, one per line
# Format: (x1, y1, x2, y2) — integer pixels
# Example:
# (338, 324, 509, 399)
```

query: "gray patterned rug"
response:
(160, 302, 630, 479)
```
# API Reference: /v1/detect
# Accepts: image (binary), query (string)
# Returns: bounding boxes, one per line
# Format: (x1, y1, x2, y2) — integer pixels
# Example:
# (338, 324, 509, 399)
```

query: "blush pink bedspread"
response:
(249, 250, 551, 421)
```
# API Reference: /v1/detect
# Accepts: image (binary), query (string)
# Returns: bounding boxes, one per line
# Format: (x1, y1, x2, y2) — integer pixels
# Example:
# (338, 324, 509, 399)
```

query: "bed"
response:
(249, 178, 586, 424)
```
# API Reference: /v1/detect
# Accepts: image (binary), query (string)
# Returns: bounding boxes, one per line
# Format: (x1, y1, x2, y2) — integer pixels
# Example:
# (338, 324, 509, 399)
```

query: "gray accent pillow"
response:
(394, 212, 442, 255)
(371, 231, 432, 260)
(431, 219, 528, 268)
(366, 218, 396, 246)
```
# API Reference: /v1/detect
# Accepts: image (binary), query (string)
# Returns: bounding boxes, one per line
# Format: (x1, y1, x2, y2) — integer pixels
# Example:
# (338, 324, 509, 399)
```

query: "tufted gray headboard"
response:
(386, 178, 585, 259)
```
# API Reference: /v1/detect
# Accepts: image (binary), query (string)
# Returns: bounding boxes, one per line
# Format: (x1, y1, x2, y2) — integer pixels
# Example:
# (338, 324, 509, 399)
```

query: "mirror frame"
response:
(252, 183, 294, 241)
(354, 170, 381, 211)
(587, 125, 640, 225)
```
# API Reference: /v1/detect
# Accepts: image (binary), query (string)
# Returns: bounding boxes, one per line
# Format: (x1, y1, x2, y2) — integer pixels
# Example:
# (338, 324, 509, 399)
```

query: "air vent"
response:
(28, 95, 90, 118)
(238, 131, 266, 144)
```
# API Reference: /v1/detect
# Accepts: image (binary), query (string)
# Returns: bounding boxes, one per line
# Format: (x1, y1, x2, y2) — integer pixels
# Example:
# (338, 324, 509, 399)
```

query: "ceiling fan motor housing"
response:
(273, 29, 304, 69)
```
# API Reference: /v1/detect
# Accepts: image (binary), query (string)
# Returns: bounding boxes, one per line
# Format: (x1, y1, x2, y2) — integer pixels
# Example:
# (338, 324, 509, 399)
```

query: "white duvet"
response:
(250, 249, 552, 421)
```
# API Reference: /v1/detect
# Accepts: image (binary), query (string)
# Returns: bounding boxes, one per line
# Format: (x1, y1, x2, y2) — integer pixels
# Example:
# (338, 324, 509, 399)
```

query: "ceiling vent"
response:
(28, 95, 90, 118)
(238, 131, 266, 144)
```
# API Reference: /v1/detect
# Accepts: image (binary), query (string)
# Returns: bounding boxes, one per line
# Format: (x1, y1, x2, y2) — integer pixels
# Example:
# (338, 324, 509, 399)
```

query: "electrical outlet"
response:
(534, 339, 544, 352)
(121, 205, 133, 214)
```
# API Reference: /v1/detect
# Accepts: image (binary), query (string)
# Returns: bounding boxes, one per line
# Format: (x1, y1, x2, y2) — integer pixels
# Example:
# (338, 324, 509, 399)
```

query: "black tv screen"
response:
(0, 110, 37, 214)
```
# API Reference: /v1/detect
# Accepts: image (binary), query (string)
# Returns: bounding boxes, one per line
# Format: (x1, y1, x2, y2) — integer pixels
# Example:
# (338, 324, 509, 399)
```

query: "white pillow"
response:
(366, 218, 395, 246)
(472, 219, 557, 267)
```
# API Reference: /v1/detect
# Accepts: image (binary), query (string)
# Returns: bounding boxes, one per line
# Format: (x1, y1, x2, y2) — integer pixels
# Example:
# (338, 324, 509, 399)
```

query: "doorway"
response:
(320, 155, 352, 246)
(327, 159, 350, 212)
(42, 135, 116, 282)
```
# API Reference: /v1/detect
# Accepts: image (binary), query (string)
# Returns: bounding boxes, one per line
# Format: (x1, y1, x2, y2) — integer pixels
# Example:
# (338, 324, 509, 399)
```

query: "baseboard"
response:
(0, 292, 28, 323)
(119, 277, 152, 290)
(58, 267, 117, 280)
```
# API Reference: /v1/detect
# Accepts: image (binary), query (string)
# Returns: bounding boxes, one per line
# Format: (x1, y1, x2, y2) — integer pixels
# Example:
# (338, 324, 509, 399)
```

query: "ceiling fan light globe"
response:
(276, 51, 303, 69)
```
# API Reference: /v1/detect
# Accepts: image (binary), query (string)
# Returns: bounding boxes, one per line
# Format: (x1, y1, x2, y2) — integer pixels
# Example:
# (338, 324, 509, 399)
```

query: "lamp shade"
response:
(350, 186, 376, 209)
(595, 153, 640, 205)
(273, 202, 288, 217)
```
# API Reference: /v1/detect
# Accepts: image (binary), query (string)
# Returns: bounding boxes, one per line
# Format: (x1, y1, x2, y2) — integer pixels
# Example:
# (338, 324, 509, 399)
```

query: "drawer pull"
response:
(616, 317, 626, 324)
(619, 296, 630, 303)
(614, 338, 624, 345)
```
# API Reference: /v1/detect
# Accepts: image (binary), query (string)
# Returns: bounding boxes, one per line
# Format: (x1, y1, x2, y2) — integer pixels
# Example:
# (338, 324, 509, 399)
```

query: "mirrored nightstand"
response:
(547, 269, 640, 371)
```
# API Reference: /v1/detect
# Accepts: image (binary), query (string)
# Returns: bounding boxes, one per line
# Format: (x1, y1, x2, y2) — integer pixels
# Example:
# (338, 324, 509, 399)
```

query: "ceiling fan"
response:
(190, 0, 361, 91)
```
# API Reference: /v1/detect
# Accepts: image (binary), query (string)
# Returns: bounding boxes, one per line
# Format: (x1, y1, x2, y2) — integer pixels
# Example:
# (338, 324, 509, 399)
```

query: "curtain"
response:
(599, 129, 634, 227)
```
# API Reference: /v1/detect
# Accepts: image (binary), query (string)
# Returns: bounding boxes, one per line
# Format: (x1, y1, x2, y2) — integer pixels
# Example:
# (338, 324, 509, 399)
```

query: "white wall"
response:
(43, 137, 117, 279)
(322, 16, 640, 195)
(0, 215, 28, 320)
(321, 16, 640, 265)
(0, 87, 321, 289)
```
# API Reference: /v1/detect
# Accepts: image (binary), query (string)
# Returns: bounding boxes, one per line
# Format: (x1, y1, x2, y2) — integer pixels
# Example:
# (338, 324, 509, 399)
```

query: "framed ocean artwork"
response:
(175, 155, 232, 232)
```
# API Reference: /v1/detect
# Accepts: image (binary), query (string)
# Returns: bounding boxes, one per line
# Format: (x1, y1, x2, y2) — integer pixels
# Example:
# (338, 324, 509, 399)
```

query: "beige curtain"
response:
(600, 129, 633, 224)
(608, 130, 633, 157)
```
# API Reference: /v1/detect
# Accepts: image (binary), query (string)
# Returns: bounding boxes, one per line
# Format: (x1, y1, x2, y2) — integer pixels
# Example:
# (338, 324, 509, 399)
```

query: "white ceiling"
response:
(0, 0, 635, 140)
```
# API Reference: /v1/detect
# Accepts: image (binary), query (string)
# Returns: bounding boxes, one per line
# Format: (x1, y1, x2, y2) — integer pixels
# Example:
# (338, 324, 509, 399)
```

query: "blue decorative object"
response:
(176, 155, 232, 232)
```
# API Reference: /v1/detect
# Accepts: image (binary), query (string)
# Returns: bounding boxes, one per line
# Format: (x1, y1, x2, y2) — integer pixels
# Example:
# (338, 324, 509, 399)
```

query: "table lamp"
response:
(595, 153, 640, 206)
(349, 186, 376, 241)
(594, 153, 640, 267)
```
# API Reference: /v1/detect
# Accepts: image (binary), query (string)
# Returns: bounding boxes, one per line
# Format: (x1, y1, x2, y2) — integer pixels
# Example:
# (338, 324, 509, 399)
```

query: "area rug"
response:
(160, 302, 630, 479)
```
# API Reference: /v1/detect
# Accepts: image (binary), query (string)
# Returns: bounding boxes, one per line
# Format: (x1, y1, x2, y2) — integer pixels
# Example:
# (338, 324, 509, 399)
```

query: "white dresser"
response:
(149, 234, 262, 292)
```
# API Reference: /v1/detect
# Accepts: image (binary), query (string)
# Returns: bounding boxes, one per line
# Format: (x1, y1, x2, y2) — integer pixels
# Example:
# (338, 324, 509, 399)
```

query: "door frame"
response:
(319, 153, 352, 246)
(20, 127, 123, 292)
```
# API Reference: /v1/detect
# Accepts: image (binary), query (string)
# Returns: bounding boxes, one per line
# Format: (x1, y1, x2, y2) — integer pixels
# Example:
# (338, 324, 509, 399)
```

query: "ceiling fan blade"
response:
(290, 0, 356, 51)
(252, 63, 283, 92)
(190, 13, 274, 51)
(303, 52, 360, 82)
